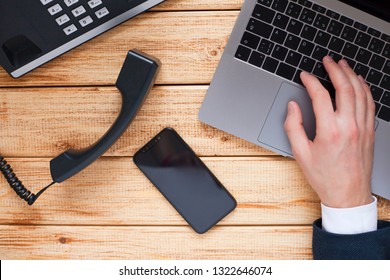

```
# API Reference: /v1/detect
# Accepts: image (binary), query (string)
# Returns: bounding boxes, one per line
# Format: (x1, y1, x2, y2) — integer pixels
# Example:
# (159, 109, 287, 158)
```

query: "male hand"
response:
(284, 56, 375, 208)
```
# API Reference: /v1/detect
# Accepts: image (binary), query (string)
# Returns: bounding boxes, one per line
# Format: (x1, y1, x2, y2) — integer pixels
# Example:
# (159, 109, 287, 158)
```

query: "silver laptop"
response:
(199, 0, 390, 199)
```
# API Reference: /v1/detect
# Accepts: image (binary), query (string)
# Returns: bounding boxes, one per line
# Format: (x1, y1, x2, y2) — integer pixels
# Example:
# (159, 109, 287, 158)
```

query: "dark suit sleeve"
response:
(312, 219, 390, 259)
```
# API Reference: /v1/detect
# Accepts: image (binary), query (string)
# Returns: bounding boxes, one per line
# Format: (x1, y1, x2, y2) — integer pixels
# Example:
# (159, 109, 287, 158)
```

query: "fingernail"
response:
(288, 101, 294, 113)
(324, 56, 334, 62)
(339, 59, 349, 68)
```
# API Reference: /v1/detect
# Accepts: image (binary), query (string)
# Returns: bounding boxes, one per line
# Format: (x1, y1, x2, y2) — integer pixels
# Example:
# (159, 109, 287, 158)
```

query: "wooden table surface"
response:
(1, 0, 389, 260)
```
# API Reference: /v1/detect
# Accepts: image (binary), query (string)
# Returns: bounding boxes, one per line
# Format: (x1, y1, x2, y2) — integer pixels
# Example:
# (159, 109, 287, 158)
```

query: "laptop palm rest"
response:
(258, 82, 316, 157)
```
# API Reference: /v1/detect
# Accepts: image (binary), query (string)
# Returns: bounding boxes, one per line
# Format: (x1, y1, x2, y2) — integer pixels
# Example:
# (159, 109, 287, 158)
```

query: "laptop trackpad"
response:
(258, 82, 316, 156)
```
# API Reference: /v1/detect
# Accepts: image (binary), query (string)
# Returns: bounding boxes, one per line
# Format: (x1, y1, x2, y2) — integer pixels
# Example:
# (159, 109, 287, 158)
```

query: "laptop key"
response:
(253, 4, 276, 23)
(258, 38, 275, 55)
(329, 36, 345, 53)
(249, 51, 266, 68)
(298, 0, 312, 8)
(383, 44, 390, 59)
(329, 51, 342, 62)
(272, 44, 289, 61)
(368, 27, 381, 38)
(286, 50, 302, 66)
(273, 13, 289, 29)
(286, 2, 302, 19)
(378, 105, 390, 122)
(353, 22, 368, 32)
(241, 32, 261, 49)
(293, 70, 303, 85)
(327, 20, 344, 36)
(371, 86, 384, 101)
(314, 31, 331, 47)
(300, 8, 316, 24)
(262, 56, 279, 73)
(247, 18, 273, 39)
(340, 15, 354, 26)
(384, 60, 390, 75)
(356, 49, 373, 64)
(287, 19, 303, 35)
(342, 42, 358, 59)
(326, 10, 340, 20)
(313, 62, 327, 78)
(258, 0, 272, 7)
(298, 40, 315, 56)
(354, 63, 369, 78)
(276, 62, 296, 80)
(285, 34, 301, 50)
(341, 26, 358, 41)
(313, 14, 330, 30)
(381, 75, 390, 91)
(299, 56, 315, 72)
(355, 32, 371, 48)
(381, 91, 390, 107)
(369, 54, 386, 71)
(301, 25, 317, 41)
(312, 45, 328, 61)
(312, 4, 326, 14)
(271, 28, 288, 44)
(381, 34, 390, 43)
(369, 38, 385, 53)
(235, 45, 251, 61)
(367, 69, 383, 86)
(272, 0, 289, 13)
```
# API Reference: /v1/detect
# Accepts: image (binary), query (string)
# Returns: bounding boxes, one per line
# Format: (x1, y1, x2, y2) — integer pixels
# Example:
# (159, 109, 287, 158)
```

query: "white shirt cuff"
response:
(321, 196, 378, 235)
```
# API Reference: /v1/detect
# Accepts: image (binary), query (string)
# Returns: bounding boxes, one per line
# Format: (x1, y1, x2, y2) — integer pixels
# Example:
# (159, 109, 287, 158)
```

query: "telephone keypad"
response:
(42, 0, 109, 35)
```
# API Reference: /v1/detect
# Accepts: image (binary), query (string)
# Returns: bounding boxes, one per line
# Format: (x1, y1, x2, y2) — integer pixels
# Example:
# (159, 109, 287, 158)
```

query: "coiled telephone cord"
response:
(0, 155, 54, 205)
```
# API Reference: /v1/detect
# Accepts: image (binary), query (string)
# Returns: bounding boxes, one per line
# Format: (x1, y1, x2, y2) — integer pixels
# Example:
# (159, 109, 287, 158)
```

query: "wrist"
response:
(321, 189, 373, 208)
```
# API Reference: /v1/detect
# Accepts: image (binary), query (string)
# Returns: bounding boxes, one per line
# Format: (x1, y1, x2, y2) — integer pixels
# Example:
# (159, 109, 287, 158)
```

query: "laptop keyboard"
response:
(235, 0, 390, 122)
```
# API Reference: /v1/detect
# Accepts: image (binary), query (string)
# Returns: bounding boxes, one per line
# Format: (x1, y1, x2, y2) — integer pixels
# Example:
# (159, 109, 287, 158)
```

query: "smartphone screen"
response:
(133, 128, 237, 234)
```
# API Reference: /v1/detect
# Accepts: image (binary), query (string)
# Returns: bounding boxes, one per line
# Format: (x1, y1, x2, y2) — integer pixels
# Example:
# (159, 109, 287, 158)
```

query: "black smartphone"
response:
(133, 128, 237, 234)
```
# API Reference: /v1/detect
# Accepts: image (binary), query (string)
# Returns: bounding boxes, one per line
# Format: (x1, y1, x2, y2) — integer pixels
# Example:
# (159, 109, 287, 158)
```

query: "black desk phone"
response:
(0, 0, 164, 78)
(0, 50, 160, 205)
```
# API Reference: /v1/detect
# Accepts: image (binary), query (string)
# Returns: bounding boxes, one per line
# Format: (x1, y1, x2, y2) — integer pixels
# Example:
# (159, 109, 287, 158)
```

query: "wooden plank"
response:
(154, 0, 244, 11)
(2, 157, 389, 225)
(0, 11, 238, 87)
(0, 86, 272, 157)
(0, 157, 322, 225)
(0, 225, 313, 259)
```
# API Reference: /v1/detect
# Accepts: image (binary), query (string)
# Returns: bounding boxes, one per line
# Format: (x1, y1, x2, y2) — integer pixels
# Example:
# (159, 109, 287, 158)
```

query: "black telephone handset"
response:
(0, 50, 160, 205)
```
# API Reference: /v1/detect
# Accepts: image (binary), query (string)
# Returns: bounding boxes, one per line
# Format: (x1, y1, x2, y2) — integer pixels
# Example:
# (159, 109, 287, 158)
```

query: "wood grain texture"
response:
(155, 0, 244, 11)
(0, 225, 312, 260)
(0, 157, 321, 225)
(0, 86, 272, 157)
(0, 12, 238, 87)
(1, 1, 390, 261)
(1, 158, 389, 226)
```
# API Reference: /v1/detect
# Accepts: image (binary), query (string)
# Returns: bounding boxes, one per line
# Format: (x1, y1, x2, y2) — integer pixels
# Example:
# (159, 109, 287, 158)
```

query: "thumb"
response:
(284, 101, 310, 159)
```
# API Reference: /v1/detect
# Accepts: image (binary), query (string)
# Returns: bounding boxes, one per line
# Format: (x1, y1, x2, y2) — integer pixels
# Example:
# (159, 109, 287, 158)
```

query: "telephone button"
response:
(95, 7, 109, 19)
(63, 24, 78, 35)
(79, 16, 94, 27)
(72, 5, 87, 17)
(88, 0, 103, 9)
(40, 0, 54, 5)
(48, 4, 63, 16)
(56, 14, 71, 26)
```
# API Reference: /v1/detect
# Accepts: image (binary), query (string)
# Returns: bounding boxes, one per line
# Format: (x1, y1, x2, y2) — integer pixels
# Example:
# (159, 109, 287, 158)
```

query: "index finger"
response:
(300, 71, 334, 131)
(323, 56, 356, 117)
